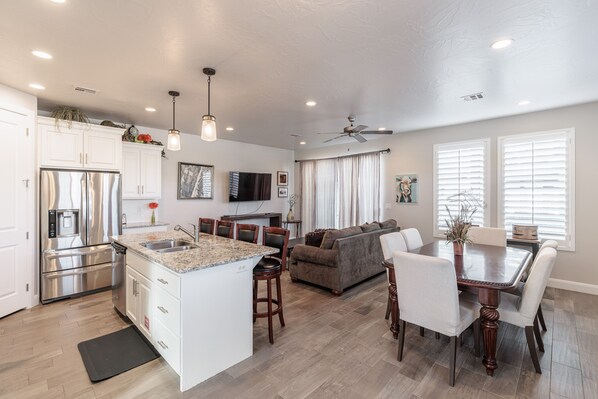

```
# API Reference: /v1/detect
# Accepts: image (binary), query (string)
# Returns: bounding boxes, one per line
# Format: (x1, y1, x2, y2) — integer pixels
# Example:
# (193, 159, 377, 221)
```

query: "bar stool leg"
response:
(267, 278, 274, 344)
(253, 279, 258, 323)
(276, 274, 285, 327)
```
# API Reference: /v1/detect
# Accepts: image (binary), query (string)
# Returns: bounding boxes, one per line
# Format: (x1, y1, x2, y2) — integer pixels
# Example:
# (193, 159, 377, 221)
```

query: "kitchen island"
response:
(113, 231, 277, 391)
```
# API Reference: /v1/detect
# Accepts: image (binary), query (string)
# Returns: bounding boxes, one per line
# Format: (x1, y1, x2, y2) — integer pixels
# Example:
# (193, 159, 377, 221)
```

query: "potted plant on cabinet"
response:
(287, 194, 299, 221)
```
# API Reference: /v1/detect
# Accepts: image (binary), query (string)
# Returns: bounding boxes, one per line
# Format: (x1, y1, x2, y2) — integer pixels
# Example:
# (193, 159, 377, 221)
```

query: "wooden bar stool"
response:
(215, 220, 234, 238)
(253, 226, 289, 344)
(198, 218, 216, 234)
(236, 223, 259, 244)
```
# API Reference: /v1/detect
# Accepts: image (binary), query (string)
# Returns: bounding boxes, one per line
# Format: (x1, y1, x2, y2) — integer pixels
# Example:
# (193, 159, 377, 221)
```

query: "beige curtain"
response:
(300, 151, 380, 232)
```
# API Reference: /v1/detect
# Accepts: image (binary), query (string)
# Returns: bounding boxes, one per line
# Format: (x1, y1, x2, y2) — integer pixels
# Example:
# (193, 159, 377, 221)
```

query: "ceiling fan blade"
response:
(351, 125, 368, 133)
(317, 132, 344, 135)
(324, 135, 346, 143)
(353, 134, 367, 143)
(360, 130, 394, 135)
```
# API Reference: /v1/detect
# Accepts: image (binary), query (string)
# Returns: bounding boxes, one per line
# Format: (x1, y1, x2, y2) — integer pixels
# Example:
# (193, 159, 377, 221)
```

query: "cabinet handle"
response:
(137, 185, 140, 194)
(157, 278, 168, 285)
(132, 280, 137, 296)
(142, 185, 144, 194)
(80, 153, 83, 164)
(85, 153, 88, 164)
(157, 340, 168, 350)
(157, 305, 169, 314)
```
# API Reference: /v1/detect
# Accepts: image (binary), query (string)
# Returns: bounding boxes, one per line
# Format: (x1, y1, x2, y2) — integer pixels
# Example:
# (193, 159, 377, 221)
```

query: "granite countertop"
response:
(123, 221, 170, 229)
(113, 231, 278, 274)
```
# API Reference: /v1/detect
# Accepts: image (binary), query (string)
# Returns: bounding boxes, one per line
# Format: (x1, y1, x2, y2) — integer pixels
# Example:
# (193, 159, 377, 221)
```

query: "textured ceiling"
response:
(2, 0, 598, 149)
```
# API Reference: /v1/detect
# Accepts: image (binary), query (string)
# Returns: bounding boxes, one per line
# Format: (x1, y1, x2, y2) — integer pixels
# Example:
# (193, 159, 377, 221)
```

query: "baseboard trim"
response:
(548, 278, 598, 296)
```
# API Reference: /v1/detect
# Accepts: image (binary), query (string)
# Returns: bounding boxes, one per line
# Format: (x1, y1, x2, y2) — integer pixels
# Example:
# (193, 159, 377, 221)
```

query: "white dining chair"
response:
(379, 232, 408, 320)
(399, 228, 423, 251)
(393, 251, 481, 386)
(540, 239, 558, 251)
(468, 227, 507, 247)
(495, 247, 557, 373)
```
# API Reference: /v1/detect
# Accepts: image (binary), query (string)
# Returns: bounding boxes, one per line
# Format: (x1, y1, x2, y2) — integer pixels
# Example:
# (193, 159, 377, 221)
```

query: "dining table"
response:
(383, 240, 532, 376)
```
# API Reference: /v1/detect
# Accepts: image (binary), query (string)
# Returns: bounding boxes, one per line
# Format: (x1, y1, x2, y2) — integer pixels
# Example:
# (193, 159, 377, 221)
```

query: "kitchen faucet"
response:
(174, 224, 199, 242)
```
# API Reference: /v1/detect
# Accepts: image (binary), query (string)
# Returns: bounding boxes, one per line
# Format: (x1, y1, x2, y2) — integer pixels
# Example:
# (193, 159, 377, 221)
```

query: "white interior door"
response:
(0, 109, 30, 318)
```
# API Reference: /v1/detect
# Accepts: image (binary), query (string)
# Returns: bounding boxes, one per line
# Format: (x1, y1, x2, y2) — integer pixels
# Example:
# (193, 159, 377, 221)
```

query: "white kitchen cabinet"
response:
(38, 116, 122, 171)
(126, 265, 154, 343)
(122, 142, 162, 199)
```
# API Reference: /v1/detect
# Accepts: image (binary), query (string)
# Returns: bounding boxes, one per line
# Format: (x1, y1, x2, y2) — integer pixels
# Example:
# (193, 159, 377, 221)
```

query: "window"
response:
(498, 129, 575, 250)
(433, 139, 490, 236)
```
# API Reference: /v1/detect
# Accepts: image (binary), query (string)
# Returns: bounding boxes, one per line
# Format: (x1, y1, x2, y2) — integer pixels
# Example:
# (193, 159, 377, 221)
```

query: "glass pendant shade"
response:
(201, 115, 217, 142)
(167, 128, 181, 151)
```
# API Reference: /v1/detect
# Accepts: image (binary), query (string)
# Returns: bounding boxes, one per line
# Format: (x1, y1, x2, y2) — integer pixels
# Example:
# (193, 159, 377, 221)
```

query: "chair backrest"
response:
(379, 232, 407, 260)
(236, 223, 259, 244)
(216, 220, 234, 238)
(399, 228, 423, 251)
(468, 227, 507, 247)
(393, 251, 461, 334)
(199, 218, 216, 234)
(262, 227, 290, 270)
(519, 247, 557, 324)
(540, 240, 558, 251)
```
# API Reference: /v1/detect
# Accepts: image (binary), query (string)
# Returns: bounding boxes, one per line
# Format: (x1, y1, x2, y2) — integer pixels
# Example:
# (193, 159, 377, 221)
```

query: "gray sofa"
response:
(289, 220, 399, 294)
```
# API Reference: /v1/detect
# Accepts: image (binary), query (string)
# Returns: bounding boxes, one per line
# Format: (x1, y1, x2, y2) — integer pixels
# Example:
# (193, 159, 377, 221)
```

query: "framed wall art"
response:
(395, 174, 418, 203)
(277, 171, 288, 186)
(178, 162, 214, 199)
(278, 187, 288, 197)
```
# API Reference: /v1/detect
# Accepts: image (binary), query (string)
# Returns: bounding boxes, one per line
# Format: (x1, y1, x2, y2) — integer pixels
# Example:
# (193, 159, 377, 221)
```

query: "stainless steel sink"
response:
(141, 239, 198, 253)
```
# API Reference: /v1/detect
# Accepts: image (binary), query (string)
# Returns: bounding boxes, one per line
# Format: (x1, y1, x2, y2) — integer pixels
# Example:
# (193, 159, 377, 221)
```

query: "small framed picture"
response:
(278, 187, 288, 197)
(177, 162, 214, 199)
(277, 171, 288, 186)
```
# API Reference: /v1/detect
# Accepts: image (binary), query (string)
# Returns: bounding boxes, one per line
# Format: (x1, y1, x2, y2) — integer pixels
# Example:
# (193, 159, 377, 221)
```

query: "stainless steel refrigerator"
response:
(40, 169, 121, 303)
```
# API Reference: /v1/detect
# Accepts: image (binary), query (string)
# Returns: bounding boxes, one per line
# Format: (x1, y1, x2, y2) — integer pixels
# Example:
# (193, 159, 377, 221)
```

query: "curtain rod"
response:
(295, 148, 390, 163)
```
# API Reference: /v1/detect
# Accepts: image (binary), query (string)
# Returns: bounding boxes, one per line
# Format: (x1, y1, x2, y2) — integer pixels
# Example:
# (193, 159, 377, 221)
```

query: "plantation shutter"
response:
(434, 140, 489, 236)
(499, 129, 574, 249)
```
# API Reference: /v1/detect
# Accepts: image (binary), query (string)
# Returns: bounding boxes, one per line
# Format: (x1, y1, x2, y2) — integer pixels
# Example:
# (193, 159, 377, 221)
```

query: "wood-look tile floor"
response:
(1, 273, 597, 399)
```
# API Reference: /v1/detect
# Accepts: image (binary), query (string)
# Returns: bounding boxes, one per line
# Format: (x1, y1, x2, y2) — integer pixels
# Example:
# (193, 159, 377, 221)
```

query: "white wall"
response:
(295, 101, 598, 291)
(124, 126, 296, 232)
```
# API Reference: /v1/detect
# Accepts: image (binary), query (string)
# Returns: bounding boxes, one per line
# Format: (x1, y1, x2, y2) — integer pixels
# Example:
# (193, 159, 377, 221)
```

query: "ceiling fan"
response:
(318, 116, 393, 143)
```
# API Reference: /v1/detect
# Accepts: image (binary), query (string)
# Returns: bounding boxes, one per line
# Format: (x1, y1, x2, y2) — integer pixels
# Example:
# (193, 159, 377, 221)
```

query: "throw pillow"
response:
(361, 222, 381, 233)
(320, 226, 362, 249)
(378, 219, 398, 229)
(305, 229, 332, 247)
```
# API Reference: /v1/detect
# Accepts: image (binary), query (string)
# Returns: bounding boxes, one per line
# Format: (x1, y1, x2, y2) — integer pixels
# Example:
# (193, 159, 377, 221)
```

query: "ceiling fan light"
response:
(201, 115, 217, 142)
(167, 129, 181, 151)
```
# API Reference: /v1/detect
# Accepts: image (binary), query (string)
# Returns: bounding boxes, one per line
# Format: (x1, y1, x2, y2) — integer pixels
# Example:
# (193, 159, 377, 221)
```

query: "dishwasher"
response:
(111, 242, 127, 317)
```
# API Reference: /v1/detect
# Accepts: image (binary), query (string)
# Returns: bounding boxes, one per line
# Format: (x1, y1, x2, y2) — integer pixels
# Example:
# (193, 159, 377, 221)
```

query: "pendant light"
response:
(200, 67, 217, 142)
(167, 90, 181, 151)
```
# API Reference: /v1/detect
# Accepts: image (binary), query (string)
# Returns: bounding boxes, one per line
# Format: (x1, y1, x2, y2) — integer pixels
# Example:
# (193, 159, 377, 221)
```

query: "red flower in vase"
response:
(149, 202, 159, 209)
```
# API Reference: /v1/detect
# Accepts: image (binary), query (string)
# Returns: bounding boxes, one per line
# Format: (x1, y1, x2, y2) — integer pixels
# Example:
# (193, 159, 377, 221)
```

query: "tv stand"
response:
(221, 213, 282, 227)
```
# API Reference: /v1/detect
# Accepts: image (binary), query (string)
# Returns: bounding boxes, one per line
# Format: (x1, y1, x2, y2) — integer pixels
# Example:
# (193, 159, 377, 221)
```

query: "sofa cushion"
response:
(361, 222, 381, 233)
(291, 244, 338, 268)
(378, 219, 398, 229)
(320, 226, 362, 249)
(305, 229, 333, 247)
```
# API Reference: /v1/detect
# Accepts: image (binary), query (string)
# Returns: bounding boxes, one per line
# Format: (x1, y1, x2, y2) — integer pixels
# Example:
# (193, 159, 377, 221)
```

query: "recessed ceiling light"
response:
(226, 127, 234, 131)
(32, 50, 52, 59)
(378, 127, 386, 131)
(50, 0, 66, 3)
(518, 100, 531, 106)
(299, 141, 306, 145)
(490, 38, 513, 49)
(305, 100, 317, 107)
(29, 83, 45, 90)
(145, 107, 156, 112)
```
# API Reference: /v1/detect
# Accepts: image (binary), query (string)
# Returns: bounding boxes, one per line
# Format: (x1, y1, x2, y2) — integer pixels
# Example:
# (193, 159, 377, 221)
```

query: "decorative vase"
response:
(151, 210, 155, 225)
(453, 241, 463, 256)
(287, 209, 294, 221)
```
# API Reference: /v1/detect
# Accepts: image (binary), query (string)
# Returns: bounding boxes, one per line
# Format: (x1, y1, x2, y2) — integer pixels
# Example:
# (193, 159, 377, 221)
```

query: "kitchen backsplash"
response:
(122, 199, 161, 224)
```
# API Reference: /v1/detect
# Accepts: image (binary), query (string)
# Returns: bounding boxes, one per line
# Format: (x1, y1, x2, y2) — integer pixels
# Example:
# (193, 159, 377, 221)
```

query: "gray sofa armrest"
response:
(290, 244, 339, 268)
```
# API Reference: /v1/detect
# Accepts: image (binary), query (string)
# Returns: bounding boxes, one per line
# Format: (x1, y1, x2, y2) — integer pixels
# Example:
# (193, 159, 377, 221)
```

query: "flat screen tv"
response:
(229, 172, 272, 202)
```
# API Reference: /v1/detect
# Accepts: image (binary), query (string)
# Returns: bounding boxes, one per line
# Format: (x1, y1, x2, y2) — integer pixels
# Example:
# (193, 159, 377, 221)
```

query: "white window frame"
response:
(433, 138, 491, 238)
(497, 128, 575, 251)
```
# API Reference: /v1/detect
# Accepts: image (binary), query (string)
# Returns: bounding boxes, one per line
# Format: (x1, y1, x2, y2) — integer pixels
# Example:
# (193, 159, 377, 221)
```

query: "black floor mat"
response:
(78, 326, 160, 382)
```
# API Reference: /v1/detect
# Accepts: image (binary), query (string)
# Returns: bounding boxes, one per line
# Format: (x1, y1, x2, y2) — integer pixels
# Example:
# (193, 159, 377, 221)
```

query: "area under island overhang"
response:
(112, 231, 278, 391)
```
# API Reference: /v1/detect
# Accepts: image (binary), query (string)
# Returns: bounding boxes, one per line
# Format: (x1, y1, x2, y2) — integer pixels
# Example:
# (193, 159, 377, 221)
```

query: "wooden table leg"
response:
(479, 288, 500, 376)
(389, 282, 399, 339)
